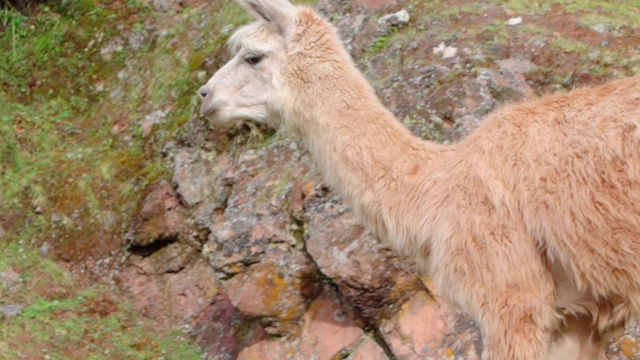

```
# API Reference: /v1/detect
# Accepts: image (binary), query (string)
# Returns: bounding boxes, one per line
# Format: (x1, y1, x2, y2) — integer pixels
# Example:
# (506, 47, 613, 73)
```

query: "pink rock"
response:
(305, 193, 421, 320)
(194, 294, 266, 360)
(381, 291, 447, 358)
(128, 180, 192, 247)
(172, 151, 221, 208)
(118, 261, 168, 319)
(296, 290, 364, 359)
(165, 260, 219, 320)
(237, 337, 295, 360)
(380, 291, 481, 359)
(349, 335, 389, 360)
(225, 249, 318, 325)
(119, 253, 219, 323)
(238, 289, 367, 360)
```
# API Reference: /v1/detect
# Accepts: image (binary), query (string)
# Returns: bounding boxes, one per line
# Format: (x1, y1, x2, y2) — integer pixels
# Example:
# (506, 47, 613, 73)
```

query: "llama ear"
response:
(236, 0, 296, 37)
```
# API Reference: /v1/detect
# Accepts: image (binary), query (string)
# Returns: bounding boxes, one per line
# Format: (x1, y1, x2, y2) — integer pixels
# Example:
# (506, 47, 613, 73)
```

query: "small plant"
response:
(371, 25, 401, 54)
(0, 6, 27, 62)
(372, 33, 391, 52)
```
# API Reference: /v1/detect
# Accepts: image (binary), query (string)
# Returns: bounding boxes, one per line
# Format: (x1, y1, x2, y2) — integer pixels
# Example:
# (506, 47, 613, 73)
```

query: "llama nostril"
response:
(198, 86, 209, 99)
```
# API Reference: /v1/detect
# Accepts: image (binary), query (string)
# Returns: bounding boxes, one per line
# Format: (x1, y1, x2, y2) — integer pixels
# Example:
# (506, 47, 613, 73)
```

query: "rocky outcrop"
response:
(304, 192, 422, 322)
(118, 0, 640, 358)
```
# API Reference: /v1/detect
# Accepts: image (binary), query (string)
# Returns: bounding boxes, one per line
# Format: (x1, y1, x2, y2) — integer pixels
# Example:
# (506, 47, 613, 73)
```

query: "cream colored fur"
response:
(198, 1, 640, 358)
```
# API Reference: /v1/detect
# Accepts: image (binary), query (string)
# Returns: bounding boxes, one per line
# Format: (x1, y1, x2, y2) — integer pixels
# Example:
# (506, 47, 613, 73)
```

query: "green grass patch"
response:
(491, 0, 640, 27)
(2, 285, 201, 359)
(0, 0, 247, 357)
(550, 36, 590, 54)
(0, 232, 202, 359)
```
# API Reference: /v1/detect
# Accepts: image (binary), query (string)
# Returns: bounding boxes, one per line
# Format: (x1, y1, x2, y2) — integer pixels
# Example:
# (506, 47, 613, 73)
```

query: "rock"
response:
(0, 268, 21, 287)
(99, 38, 124, 61)
(461, 69, 499, 122)
(496, 58, 538, 75)
(347, 335, 389, 360)
(433, 42, 458, 59)
(205, 220, 300, 276)
(296, 290, 364, 358)
(152, 0, 185, 12)
(225, 247, 320, 333)
(378, 9, 410, 27)
(118, 260, 168, 319)
(236, 337, 295, 360)
(0, 269, 21, 294)
(506, 16, 523, 26)
(591, 23, 609, 34)
(606, 318, 640, 359)
(1, 304, 24, 318)
(442, 46, 458, 59)
(304, 193, 421, 321)
(379, 291, 481, 359)
(127, 180, 193, 248)
(148, 241, 195, 274)
(218, 139, 311, 225)
(238, 288, 368, 360)
(141, 109, 167, 136)
(628, 318, 640, 338)
(40, 242, 51, 256)
(193, 293, 264, 360)
(165, 260, 221, 320)
(618, 336, 640, 359)
(119, 252, 217, 322)
(459, 67, 534, 130)
(172, 150, 222, 208)
(127, 23, 155, 51)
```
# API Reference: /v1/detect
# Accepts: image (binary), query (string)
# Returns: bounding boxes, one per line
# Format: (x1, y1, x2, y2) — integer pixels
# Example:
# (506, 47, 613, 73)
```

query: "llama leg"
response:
(435, 223, 559, 359)
(478, 289, 556, 360)
(439, 262, 558, 359)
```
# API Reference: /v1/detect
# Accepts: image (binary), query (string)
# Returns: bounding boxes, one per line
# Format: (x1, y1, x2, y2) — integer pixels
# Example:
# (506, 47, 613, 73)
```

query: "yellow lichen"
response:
(619, 337, 640, 358)
(445, 347, 455, 358)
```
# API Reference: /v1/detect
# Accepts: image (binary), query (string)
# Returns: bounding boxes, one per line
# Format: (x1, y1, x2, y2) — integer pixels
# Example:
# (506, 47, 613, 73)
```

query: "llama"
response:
(197, 0, 640, 358)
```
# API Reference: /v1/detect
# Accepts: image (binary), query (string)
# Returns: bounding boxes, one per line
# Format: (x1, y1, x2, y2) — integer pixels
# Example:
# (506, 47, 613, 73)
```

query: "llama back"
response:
(459, 74, 640, 311)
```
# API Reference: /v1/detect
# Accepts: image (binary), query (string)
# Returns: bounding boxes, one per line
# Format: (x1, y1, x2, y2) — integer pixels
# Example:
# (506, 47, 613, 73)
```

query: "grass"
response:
(0, 0, 251, 357)
(490, 0, 640, 27)
(0, 240, 202, 359)
(0, 0, 251, 253)
(549, 36, 591, 54)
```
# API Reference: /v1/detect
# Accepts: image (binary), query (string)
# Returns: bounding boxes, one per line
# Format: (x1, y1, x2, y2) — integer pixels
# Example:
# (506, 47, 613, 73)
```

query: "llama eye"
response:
(245, 55, 264, 65)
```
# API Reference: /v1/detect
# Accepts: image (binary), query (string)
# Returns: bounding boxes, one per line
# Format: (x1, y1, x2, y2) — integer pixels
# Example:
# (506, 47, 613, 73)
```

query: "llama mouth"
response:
(200, 102, 217, 117)
(200, 98, 224, 118)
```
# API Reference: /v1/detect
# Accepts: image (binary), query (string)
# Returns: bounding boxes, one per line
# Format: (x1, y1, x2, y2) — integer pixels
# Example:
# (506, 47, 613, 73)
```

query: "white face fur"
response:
(198, 0, 296, 128)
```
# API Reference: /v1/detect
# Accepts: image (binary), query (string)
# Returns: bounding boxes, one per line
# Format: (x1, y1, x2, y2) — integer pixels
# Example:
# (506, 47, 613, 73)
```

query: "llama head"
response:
(198, 0, 299, 128)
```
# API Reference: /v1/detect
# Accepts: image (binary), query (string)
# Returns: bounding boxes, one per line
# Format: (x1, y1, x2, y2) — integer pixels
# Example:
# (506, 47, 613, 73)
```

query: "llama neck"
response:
(307, 102, 430, 189)
(279, 13, 448, 253)
(285, 64, 443, 248)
